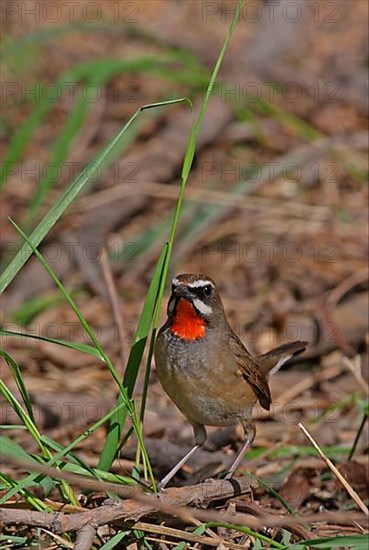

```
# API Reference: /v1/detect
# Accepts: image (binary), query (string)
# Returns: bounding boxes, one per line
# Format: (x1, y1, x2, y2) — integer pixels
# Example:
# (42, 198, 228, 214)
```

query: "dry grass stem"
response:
(99, 247, 126, 371)
(298, 422, 369, 516)
(343, 356, 369, 396)
(133, 522, 246, 549)
(74, 181, 330, 221)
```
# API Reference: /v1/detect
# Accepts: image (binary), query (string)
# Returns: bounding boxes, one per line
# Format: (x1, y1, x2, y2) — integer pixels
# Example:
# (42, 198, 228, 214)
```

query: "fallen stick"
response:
(0, 506, 366, 534)
(1, 455, 365, 538)
(299, 423, 369, 516)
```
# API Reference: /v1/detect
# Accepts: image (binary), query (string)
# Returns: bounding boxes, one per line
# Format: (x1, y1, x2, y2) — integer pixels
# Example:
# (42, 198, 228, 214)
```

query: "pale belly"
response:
(155, 330, 256, 427)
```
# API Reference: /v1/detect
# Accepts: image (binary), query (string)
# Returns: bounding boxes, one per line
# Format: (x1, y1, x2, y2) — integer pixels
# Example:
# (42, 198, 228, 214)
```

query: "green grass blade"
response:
(287, 534, 369, 550)
(0, 329, 104, 359)
(0, 398, 135, 505)
(98, 242, 169, 471)
(99, 531, 131, 550)
(205, 522, 284, 549)
(155, 0, 245, 298)
(247, 473, 296, 516)
(1, 350, 35, 422)
(6, 222, 158, 486)
(6, 221, 155, 475)
(0, 534, 28, 545)
(0, 380, 49, 455)
(1, 99, 53, 185)
(8, 222, 155, 476)
(128, 0, 245, 481)
(1, 55, 203, 189)
(8, 219, 123, 387)
(108, 4, 246, 484)
(0, 381, 76, 504)
(123, 244, 170, 395)
(9, 293, 62, 324)
(0, 435, 41, 464)
(181, 0, 242, 182)
(0, 436, 53, 496)
(349, 407, 368, 460)
(0, 98, 188, 294)
(25, 90, 93, 224)
(0, 471, 47, 512)
(40, 456, 135, 487)
(3, 433, 136, 489)
(0, 425, 27, 430)
(39, 435, 96, 478)
(1, 23, 102, 58)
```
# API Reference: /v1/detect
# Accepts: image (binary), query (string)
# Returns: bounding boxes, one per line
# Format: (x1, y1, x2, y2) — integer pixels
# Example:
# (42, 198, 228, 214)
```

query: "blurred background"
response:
(1, 0, 368, 495)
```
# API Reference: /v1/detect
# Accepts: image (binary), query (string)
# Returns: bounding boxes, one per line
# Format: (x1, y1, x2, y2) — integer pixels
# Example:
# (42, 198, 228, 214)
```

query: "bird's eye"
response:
(202, 284, 213, 298)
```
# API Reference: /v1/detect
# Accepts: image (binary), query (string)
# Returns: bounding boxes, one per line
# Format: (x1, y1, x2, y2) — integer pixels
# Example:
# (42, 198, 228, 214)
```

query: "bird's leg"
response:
(225, 422, 255, 479)
(157, 423, 206, 490)
(157, 444, 199, 490)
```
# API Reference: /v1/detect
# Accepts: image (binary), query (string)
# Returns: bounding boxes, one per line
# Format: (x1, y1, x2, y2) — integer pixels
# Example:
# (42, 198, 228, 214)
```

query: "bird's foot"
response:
(156, 481, 166, 492)
(203, 477, 218, 484)
(102, 497, 121, 506)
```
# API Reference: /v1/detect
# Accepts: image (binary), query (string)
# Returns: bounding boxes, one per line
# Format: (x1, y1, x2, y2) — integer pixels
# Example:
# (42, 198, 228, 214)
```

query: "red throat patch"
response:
(170, 299, 206, 340)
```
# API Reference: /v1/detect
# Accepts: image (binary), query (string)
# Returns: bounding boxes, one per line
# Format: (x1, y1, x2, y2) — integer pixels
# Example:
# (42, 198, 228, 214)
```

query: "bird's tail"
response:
(257, 341, 307, 377)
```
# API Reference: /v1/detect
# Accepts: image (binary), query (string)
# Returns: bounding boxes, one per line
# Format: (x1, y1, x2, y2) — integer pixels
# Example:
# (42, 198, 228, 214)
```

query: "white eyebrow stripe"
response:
(193, 298, 213, 315)
(172, 277, 180, 286)
(188, 280, 214, 289)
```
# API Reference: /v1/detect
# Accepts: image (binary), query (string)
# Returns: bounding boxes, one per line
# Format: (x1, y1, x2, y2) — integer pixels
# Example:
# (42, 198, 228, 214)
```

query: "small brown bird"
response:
(154, 273, 307, 488)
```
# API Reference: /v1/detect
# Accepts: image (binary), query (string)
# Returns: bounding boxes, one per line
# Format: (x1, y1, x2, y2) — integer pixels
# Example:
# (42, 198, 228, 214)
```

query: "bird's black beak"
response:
(173, 285, 194, 301)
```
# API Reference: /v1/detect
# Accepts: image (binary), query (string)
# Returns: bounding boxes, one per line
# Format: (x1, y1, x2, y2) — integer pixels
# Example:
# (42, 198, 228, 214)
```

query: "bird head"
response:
(166, 273, 226, 340)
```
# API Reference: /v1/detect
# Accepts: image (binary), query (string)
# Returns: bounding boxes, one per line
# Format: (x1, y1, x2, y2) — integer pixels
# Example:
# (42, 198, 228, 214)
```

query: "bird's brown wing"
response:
(229, 333, 272, 411)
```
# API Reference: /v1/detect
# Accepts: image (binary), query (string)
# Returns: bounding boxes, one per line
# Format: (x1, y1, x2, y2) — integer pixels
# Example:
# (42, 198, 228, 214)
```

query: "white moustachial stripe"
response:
(193, 298, 213, 315)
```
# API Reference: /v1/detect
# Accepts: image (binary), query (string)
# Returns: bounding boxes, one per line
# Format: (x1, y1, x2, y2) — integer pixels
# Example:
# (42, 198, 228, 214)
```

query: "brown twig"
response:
(0, 454, 253, 525)
(235, 501, 312, 541)
(1, 454, 367, 538)
(41, 529, 74, 548)
(73, 525, 97, 550)
(321, 305, 355, 357)
(327, 268, 369, 307)
(299, 423, 369, 516)
(73, 181, 330, 221)
(132, 521, 245, 549)
(99, 247, 126, 371)
(0, 506, 366, 533)
(343, 355, 369, 396)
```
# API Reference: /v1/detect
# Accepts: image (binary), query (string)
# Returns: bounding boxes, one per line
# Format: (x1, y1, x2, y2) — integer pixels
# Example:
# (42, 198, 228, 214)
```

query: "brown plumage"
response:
(154, 273, 307, 488)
